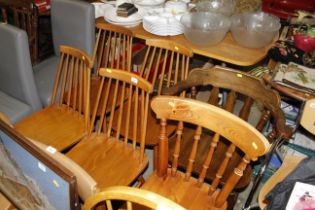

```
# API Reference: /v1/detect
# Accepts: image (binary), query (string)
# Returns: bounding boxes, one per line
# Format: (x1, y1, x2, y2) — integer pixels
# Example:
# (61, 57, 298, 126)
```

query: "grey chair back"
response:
(0, 23, 42, 112)
(51, 0, 95, 57)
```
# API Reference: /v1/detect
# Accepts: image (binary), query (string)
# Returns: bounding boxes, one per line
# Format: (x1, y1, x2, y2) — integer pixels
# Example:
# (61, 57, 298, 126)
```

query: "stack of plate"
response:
(104, 5, 143, 27)
(142, 8, 185, 36)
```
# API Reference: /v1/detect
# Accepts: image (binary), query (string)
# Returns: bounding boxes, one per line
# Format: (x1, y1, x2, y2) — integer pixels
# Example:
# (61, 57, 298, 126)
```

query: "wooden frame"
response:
(0, 119, 79, 210)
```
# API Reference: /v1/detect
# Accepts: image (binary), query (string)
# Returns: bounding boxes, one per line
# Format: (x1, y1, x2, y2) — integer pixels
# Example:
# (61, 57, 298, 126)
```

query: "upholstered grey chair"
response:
(34, 0, 95, 107)
(0, 23, 42, 124)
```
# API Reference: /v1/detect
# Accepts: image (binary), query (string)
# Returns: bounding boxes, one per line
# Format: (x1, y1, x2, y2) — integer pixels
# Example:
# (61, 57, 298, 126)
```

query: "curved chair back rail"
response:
(147, 96, 270, 209)
(83, 186, 186, 210)
(162, 66, 291, 140)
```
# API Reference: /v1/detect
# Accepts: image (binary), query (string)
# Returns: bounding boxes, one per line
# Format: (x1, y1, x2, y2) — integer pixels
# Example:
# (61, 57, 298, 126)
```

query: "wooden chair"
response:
(15, 45, 93, 151)
(112, 39, 193, 169)
(162, 66, 291, 207)
(82, 186, 186, 210)
(0, 3, 39, 64)
(66, 68, 152, 189)
(90, 22, 134, 115)
(141, 96, 270, 209)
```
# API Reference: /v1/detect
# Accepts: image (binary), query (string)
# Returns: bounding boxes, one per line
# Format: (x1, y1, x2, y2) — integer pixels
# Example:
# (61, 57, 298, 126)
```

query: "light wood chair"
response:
(90, 23, 134, 116)
(161, 66, 291, 208)
(15, 45, 93, 151)
(112, 39, 193, 169)
(82, 186, 186, 210)
(66, 68, 152, 189)
(141, 96, 270, 210)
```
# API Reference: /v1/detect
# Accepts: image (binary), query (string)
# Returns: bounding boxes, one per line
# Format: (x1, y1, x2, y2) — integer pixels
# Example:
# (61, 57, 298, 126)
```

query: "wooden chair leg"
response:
(227, 191, 239, 210)
(153, 145, 158, 170)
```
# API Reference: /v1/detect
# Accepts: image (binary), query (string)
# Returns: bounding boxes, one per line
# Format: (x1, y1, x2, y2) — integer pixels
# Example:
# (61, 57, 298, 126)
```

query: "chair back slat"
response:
(140, 39, 193, 95)
(93, 23, 133, 73)
(91, 68, 152, 161)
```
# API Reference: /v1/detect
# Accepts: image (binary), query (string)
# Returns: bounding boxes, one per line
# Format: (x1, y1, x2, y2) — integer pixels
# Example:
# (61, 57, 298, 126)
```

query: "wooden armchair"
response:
(15, 45, 93, 151)
(66, 68, 152, 189)
(162, 66, 291, 207)
(142, 96, 270, 209)
(83, 186, 186, 210)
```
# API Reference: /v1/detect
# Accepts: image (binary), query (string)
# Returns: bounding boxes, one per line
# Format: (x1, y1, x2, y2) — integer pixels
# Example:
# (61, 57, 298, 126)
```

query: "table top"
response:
(96, 18, 274, 67)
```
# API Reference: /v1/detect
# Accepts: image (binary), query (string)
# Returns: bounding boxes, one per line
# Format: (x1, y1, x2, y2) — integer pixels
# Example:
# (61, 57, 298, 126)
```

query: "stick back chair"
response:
(141, 96, 270, 209)
(15, 45, 93, 151)
(162, 66, 291, 207)
(83, 186, 186, 210)
(89, 23, 134, 116)
(113, 39, 193, 151)
(66, 68, 152, 189)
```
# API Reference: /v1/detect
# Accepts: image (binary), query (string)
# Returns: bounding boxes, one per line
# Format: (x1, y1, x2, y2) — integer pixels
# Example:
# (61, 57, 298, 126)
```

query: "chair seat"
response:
(0, 91, 32, 124)
(15, 105, 87, 151)
(142, 169, 227, 210)
(66, 133, 149, 188)
(168, 126, 252, 189)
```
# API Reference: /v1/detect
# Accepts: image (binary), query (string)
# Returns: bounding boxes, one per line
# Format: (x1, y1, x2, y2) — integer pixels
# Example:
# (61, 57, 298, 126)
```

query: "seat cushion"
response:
(66, 134, 149, 188)
(33, 56, 59, 107)
(15, 105, 87, 151)
(0, 91, 32, 124)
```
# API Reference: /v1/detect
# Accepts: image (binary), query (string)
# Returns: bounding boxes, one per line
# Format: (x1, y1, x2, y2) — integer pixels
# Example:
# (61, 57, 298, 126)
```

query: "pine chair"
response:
(82, 186, 186, 210)
(142, 96, 270, 210)
(90, 22, 134, 115)
(15, 45, 93, 151)
(112, 39, 193, 168)
(66, 68, 152, 189)
(162, 66, 291, 207)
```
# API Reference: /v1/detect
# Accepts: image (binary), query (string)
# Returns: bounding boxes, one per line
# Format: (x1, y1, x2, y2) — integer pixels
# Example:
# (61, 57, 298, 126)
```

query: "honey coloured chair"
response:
(141, 96, 270, 210)
(82, 186, 186, 210)
(161, 66, 291, 208)
(112, 39, 193, 169)
(89, 23, 134, 116)
(15, 45, 93, 151)
(66, 68, 152, 189)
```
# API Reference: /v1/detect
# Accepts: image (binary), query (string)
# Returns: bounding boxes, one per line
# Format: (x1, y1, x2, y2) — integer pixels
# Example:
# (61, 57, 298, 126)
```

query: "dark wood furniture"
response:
(141, 96, 270, 209)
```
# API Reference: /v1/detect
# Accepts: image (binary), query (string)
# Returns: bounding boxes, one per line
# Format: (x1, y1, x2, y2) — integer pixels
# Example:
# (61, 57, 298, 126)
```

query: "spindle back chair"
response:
(90, 23, 134, 115)
(142, 96, 270, 209)
(16, 45, 93, 151)
(82, 186, 186, 210)
(67, 68, 152, 189)
(161, 66, 291, 207)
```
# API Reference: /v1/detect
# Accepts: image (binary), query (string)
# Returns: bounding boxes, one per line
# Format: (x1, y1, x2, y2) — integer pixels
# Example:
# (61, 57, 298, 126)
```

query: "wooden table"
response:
(96, 18, 274, 67)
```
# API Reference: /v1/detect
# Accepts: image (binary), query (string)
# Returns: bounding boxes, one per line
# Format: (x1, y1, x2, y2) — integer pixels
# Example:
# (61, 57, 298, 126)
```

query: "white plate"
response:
(104, 6, 143, 23)
(133, 0, 165, 6)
